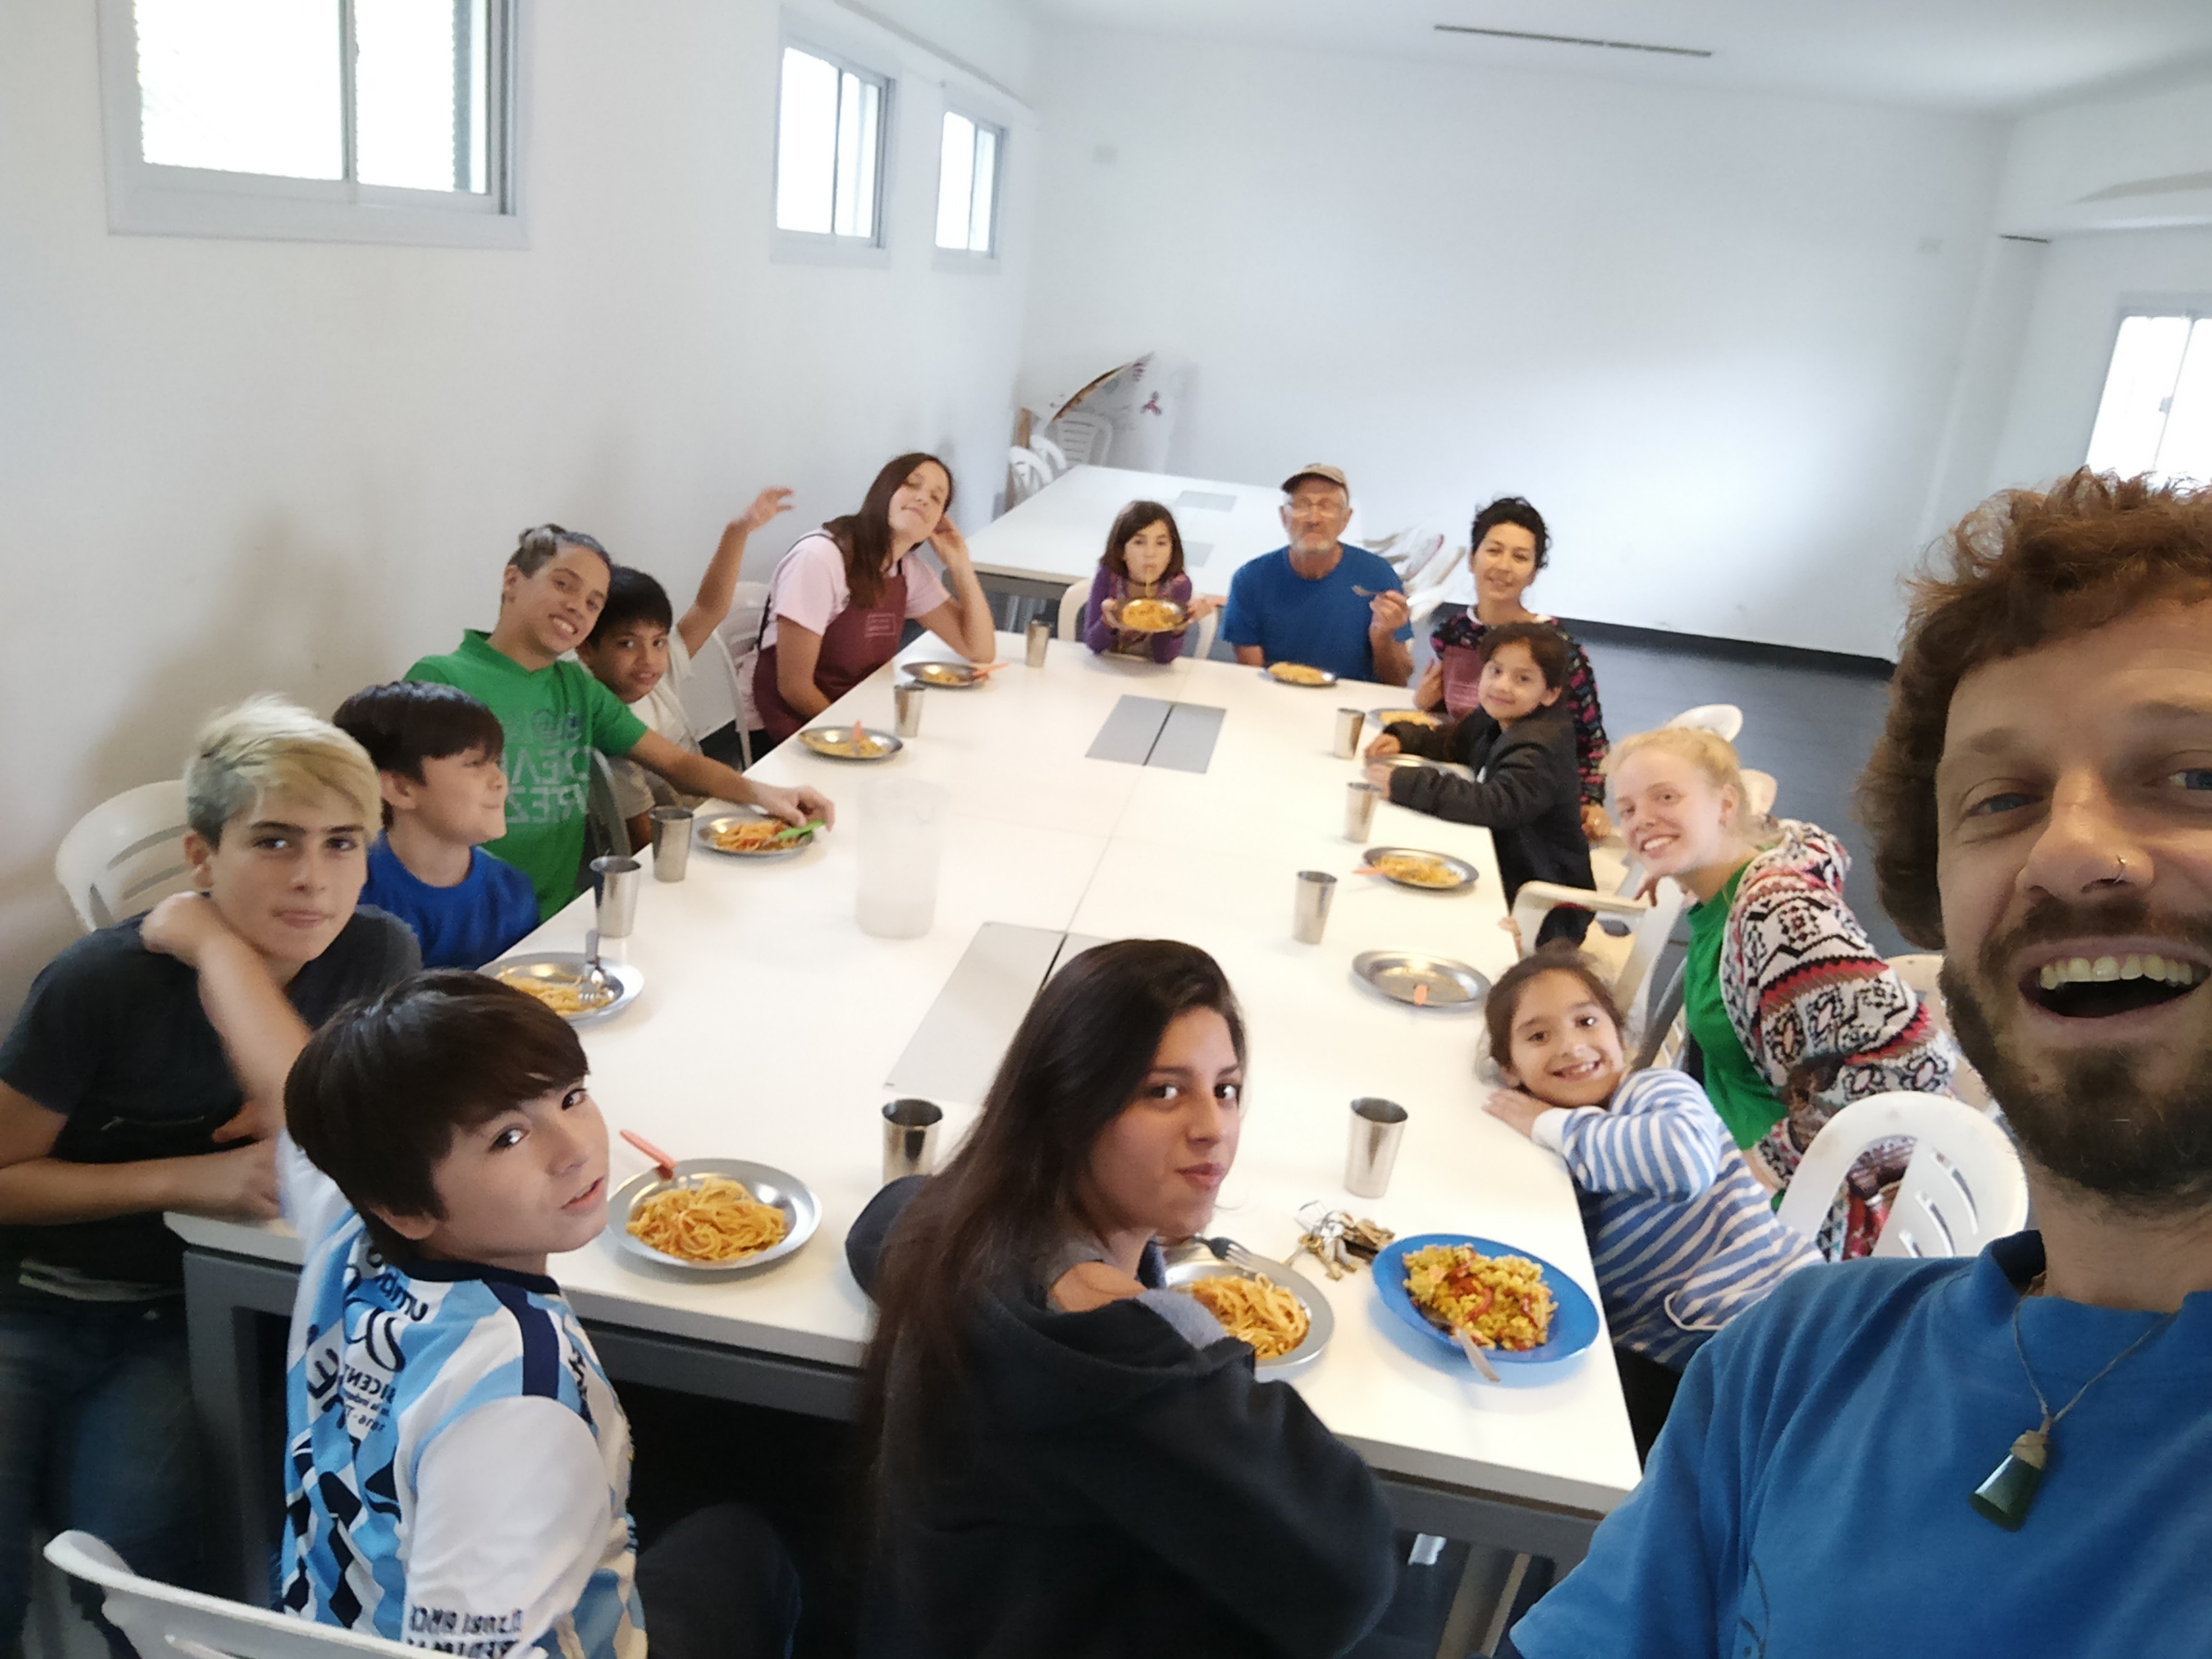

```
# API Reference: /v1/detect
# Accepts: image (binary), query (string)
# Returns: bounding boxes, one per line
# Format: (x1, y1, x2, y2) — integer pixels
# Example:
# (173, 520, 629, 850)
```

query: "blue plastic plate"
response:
(1372, 1233, 1599, 1366)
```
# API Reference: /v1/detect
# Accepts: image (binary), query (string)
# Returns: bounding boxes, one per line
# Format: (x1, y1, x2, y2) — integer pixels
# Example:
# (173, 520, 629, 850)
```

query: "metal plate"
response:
(1371, 707, 1443, 729)
(1264, 662, 1338, 687)
(798, 726, 904, 761)
(695, 812, 816, 861)
(1361, 846, 1479, 894)
(608, 1157, 820, 1275)
(1351, 950, 1491, 1011)
(1158, 1242, 1334, 1377)
(484, 952, 642, 1026)
(1372, 1233, 1600, 1367)
(1116, 598, 1189, 634)
(905, 661, 980, 688)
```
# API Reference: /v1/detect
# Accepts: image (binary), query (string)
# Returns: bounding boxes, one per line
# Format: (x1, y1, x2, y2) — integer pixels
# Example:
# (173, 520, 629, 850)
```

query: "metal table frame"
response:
(186, 1245, 1597, 1654)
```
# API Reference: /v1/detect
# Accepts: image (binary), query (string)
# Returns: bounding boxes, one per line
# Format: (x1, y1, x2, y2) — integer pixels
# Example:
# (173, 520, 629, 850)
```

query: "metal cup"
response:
(882, 1098, 944, 1183)
(1292, 869, 1337, 944)
(1333, 707, 1366, 759)
(1346, 1097, 1409, 1199)
(590, 854, 642, 938)
(1026, 618, 1052, 668)
(648, 806, 694, 882)
(1345, 781, 1382, 842)
(894, 681, 925, 738)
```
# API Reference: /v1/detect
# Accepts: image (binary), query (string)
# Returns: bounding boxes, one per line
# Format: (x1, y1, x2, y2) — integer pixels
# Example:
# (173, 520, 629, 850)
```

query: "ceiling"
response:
(1022, 0, 2212, 115)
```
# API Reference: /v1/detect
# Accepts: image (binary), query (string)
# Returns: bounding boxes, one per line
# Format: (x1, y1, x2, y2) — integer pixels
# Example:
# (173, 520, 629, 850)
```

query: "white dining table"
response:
(964, 463, 1363, 597)
(172, 631, 1638, 1611)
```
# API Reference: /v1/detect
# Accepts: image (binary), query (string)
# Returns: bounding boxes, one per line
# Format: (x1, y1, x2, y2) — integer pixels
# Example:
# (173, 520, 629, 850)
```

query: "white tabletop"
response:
(966, 464, 1347, 593)
(174, 634, 1639, 1518)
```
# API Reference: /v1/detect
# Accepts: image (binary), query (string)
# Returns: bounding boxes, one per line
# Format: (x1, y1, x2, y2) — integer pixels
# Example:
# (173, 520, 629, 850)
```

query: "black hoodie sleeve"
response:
(1045, 1338, 1398, 1659)
(1386, 714, 1576, 831)
(1382, 718, 1453, 760)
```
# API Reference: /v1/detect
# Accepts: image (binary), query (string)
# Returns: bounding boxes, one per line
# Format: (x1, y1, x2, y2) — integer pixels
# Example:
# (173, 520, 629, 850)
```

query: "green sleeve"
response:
(405, 656, 457, 687)
(577, 667, 649, 756)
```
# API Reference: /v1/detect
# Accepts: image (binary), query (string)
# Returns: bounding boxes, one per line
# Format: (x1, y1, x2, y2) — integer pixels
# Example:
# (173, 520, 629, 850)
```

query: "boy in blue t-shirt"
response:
(333, 682, 540, 969)
(279, 971, 798, 1659)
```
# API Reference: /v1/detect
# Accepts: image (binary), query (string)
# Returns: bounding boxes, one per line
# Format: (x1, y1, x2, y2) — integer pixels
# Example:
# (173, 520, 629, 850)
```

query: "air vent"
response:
(1434, 23, 1713, 59)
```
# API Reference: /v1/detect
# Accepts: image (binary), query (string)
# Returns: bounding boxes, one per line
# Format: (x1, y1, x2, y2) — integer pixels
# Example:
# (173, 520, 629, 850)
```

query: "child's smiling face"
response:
(579, 621, 671, 705)
(1122, 520, 1176, 587)
(501, 544, 609, 660)
(1476, 640, 1561, 726)
(1502, 970, 1626, 1108)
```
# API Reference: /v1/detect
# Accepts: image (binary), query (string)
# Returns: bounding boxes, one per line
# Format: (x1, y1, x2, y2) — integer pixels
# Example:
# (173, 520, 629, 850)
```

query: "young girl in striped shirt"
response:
(1480, 944, 1820, 1460)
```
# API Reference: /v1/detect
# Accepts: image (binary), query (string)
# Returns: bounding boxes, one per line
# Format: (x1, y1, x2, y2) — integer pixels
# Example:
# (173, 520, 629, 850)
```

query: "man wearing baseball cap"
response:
(1222, 465, 1413, 685)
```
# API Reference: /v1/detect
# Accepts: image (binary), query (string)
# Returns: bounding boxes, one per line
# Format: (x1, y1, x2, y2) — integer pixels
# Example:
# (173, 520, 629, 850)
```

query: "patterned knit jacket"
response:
(1713, 819, 1959, 1259)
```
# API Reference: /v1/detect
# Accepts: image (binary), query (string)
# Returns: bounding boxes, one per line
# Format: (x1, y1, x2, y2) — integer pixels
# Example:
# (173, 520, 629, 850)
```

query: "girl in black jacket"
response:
(1365, 621, 1595, 944)
(847, 940, 1397, 1659)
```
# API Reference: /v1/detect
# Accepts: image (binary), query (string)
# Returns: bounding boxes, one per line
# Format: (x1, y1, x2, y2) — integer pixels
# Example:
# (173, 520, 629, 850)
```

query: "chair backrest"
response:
(45, 1531, 419, 1659)
(1058, 580, 1090, 642)
(1665, 703, 1744, 742)
(679, 630, 743, 741)
(54, 781, 194, 932)
(1008, 446, 1051, 504)
(1773, 1090, 2027, 1256)
(718, 581, 773, 734)
(1741, 767, 1779, 819)
(585, 751, 631, 861)
(1029, 433, 1068, 473)
(1507, 878, 1687, 1036)
(1886, 952, 1995, 1111)
(1184, 608, 1219, 662)
(1050, 410, 1113, 468)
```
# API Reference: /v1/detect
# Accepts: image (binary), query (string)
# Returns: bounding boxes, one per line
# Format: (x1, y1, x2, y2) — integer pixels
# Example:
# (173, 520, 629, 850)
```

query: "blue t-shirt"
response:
(1510, 1232, 2212, 1657)
(361, 838, 540, 970)
(1221, 545, 1410, 684)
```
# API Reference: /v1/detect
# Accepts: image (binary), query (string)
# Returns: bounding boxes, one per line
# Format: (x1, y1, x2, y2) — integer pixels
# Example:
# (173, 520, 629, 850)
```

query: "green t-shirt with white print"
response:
(407, 630, 649, 921)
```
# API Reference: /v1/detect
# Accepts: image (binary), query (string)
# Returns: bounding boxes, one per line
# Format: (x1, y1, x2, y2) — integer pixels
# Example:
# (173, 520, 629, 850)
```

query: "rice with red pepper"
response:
(1404, 1243, 1555, 1350)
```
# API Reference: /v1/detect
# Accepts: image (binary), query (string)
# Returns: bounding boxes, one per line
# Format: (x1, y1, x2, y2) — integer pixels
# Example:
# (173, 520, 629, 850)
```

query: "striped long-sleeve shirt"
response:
(1533, 1068, 1820, 1370)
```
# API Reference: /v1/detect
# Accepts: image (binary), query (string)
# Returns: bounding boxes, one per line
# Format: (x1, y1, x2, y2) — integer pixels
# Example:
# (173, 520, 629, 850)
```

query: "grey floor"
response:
(1569, 624, 1908, 959)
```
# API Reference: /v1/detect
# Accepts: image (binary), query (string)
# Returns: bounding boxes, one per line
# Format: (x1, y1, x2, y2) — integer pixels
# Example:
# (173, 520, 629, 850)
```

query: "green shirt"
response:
(406, 631, 649, 921)
(1683, 865, 1783, 1149)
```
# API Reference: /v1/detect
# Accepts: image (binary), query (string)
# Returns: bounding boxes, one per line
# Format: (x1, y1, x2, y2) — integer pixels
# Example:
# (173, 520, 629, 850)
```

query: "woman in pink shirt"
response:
(749, 453, 997, 746)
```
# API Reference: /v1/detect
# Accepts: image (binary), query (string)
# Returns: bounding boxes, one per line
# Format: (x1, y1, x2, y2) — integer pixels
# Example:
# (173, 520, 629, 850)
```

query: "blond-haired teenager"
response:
(0, 697, 419, 1647)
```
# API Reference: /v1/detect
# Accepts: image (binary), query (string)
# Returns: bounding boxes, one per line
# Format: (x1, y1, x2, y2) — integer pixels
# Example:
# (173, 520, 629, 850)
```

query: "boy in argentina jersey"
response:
(278, 971, 798, 1659)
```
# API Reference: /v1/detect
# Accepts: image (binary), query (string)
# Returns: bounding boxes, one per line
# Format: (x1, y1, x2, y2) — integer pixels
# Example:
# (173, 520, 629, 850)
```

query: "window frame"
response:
(2085, 302, 2212, 485)
(931, 104, 1004, 268)
(770, 34, 895, 268)
(96, 0, 528, 249)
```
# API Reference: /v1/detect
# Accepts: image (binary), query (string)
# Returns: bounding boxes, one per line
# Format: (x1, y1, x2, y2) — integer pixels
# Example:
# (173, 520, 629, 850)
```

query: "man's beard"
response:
(1940, 895, 2212, 1209)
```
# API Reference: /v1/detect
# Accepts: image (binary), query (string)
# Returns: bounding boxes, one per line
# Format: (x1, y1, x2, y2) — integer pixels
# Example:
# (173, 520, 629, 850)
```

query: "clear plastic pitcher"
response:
(857, 778, 947, 938)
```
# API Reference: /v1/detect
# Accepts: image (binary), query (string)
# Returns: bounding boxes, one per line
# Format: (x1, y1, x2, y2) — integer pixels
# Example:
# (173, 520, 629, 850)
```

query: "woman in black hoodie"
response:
(845, 939, 1396, 1659)
(1365, 621, 1594, 945)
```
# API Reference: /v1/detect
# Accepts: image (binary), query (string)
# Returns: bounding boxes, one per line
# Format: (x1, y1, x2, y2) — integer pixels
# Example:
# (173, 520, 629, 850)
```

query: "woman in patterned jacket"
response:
(1607, 725, 1959, 1259)
(1416, 497, 1611, 842)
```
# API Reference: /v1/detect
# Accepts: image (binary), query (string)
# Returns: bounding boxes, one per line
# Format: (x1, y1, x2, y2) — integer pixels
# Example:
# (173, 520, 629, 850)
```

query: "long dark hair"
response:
(856, 939, 1246, 1504)
(1101, 500, 1186, 583)
(825, 452, 955, 609)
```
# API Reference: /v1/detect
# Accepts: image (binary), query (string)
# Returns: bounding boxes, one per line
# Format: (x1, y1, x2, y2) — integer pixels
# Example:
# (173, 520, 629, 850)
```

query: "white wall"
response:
(0, 0, 1035, 1018)
(1986, 226, 2212, 493)
(1020, 26, 2009, 660)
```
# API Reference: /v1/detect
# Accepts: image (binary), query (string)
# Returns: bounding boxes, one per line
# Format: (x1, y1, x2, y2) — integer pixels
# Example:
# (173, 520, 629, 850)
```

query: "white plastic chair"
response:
(54, 781, 194, 931)
(1509, 877, 1688, 1038)
(1742, 767, 1779, 819)
(45, 1531, 418, 1659)
(1029, 434, 1068, 474)
(1665, 704, 1744, 742)
(1049, 410, 1113, 468)
(1773, 1090, 2026, 1257)
(1886, 953, 1996, 1112)
(1057, 581, 1090, 642)
(716, 580, 772, 768)
(679, 632, 745, 757)
(1008, 446, 1051, 505)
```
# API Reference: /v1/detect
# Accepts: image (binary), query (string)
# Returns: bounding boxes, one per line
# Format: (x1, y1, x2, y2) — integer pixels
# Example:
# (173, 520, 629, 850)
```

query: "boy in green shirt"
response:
(409, 524, 834, 918)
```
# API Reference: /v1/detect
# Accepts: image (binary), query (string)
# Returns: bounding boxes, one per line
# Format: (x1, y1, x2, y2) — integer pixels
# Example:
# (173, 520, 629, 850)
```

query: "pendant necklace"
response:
(1969, 1271, 2176, 1531)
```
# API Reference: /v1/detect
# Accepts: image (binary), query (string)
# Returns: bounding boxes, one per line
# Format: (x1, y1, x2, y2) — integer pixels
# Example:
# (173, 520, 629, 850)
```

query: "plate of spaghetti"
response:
(1117, 598, 1188, 633)
(1361, 846, 1478, 893)
(1371, 1234, 1598, 1367)
(799, 726, 902, 760)
(484, 953, 642, 1026)
(609, 1158, 819, 1274)
(1160, 1245, 1334, 1376)
(1370, 708, 1442, 729)
(1265, 662, 1337, 687)
(697, 813, 815, 860)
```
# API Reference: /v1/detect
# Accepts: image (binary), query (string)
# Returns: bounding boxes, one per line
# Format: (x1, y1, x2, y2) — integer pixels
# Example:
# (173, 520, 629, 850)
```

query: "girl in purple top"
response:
(1082, 501, 1222, 663)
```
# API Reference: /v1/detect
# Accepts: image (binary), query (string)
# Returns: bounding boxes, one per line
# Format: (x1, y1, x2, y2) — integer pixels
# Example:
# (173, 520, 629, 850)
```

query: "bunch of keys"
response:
(1294, 1204, 1396, 1279)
